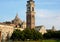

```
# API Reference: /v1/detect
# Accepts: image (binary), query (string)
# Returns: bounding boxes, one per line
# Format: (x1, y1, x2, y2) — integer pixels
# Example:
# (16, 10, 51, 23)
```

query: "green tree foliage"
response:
(43, 30, 60, 39)
(10, 29, 22, 40)
(10, 28, 43, 41)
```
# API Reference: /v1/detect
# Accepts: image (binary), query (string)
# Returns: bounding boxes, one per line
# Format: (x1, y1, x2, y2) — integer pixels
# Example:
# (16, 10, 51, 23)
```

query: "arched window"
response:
(32, 7, 34, 11)
(27, 7, 30, 11)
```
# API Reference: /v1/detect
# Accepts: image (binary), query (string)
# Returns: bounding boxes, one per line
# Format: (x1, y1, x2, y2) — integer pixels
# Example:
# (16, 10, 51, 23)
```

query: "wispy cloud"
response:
(36, 9, 60, 18)
(35, 9, 60, 30)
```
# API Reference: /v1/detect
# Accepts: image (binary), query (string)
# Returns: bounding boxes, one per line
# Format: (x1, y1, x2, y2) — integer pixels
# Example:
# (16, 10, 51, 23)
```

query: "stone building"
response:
(12, 14, 26, 28)
(0, 20, 26, 40)
(21, 22, 26, 29)
(0, 24, 14, 40)
(12, 14, 22, 26)
(26, 0, 35, 29)
(35, 25, 47, 35)
(0, 14, 26, 40)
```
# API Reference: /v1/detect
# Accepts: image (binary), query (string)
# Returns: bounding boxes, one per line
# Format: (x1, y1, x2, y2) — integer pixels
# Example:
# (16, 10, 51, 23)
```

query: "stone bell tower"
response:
(26, 0, 35, 29)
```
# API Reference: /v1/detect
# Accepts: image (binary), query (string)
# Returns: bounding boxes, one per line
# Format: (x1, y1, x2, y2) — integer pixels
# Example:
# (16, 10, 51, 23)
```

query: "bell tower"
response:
(26, 0, 35, 29)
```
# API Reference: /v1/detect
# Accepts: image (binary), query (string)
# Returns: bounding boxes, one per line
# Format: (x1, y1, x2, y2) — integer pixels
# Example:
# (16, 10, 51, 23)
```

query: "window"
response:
(32, 7, 34, 11)
(32, 15, 34, 18)
(27, 7, 30, 11)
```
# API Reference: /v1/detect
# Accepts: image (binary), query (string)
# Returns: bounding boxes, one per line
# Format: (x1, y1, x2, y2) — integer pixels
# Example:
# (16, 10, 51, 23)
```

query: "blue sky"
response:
(0, 0, 60, 30)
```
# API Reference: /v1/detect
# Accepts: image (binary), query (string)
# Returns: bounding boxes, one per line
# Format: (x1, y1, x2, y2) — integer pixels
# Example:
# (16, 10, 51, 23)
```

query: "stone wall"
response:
(0, 25, 14, 40)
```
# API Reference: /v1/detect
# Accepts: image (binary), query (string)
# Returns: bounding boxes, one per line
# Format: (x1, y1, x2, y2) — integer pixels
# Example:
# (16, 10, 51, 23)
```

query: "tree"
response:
(10, 29, 22, 40)
(10, 28, 43, 41)
(43, 30, 60, 39)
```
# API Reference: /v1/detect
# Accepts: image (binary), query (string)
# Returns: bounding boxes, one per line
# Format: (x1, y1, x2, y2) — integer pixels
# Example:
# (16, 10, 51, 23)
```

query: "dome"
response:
(12, 13, 22, 25)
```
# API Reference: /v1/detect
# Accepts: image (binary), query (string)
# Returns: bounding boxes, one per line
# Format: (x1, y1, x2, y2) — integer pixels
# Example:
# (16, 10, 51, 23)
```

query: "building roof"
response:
(35, 25, 45, 28)
(12, 13, 22, 25)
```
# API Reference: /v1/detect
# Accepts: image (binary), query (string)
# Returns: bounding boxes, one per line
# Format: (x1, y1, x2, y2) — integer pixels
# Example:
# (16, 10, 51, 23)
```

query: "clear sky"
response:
(0, 0, 60, 30)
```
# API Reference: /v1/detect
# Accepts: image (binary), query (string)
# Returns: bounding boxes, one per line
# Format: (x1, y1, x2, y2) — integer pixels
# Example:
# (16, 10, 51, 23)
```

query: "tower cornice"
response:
(29, 0, 33, 1)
